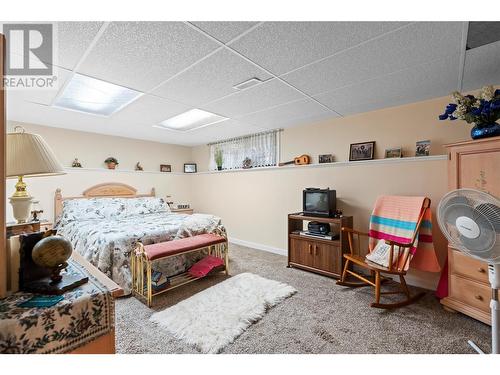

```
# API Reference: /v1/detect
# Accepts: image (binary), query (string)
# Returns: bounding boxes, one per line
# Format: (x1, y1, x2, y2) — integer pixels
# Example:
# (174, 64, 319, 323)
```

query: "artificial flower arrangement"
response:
(439, 85, 500, 139)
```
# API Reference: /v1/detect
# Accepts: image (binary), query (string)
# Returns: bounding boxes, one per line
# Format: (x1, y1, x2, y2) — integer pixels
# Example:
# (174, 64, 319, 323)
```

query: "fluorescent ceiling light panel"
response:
(155, 109, 228, 131)
(53, 73, 142, 116)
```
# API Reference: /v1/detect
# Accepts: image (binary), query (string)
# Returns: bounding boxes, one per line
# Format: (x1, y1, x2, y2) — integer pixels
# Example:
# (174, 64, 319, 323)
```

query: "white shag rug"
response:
(150, 272, 297, 353)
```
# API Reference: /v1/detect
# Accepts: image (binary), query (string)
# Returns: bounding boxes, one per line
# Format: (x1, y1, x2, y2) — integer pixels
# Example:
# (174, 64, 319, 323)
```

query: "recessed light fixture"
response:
(154, 109, 228, 132)
(53, 73, 143, 116)
(233, 77, 263, 91)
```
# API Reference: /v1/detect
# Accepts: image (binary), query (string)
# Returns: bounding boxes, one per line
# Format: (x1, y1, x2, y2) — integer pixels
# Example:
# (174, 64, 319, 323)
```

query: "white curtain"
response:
(208, 130, 279, 171)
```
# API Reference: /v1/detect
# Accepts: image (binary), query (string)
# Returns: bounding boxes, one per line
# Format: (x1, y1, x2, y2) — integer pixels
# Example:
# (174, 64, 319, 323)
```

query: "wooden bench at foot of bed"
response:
(131, 234, 228, 307)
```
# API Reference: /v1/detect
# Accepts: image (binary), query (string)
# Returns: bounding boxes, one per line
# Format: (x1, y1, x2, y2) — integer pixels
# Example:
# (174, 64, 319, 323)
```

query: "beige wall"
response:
(192, 95, 471, 170)
(191, 95, 473, 289)
(5, 94, 476, 289)
(192, 159, 448, 289)
(280, 95, 470, 162)
(7, 121, 193, 173)
(5, 121, 194, 222)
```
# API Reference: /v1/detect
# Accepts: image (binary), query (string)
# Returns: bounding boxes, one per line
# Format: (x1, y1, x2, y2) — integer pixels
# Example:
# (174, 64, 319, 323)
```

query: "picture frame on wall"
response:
(160, 164, 171, 172)
(415, 140, 431, 157)
(318, 154, 334, 164)
(384, 147, 402, 158)
(349, 141, 375, 161)
(184, 163, 197, 173)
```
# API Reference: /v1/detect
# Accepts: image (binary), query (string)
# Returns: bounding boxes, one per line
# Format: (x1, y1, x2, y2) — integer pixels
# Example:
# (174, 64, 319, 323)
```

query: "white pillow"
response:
(60, 197, 128, 225)
(125, 197, 170, 216)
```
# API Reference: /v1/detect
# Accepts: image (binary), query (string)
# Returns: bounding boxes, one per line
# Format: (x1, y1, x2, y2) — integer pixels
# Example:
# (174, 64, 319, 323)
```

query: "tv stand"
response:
(287, 212, 353, 278)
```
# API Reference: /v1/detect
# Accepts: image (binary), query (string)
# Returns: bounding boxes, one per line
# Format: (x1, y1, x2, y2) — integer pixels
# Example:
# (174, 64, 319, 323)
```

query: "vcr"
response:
(307, 221, 330, 235)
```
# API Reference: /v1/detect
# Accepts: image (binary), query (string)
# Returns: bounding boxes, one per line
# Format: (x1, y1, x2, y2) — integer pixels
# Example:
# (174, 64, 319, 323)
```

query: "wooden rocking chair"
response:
(336, 198, 430, 309)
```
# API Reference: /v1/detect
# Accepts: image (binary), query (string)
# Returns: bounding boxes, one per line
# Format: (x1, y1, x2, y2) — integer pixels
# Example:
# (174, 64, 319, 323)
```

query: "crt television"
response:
(303, 188, 336, 217)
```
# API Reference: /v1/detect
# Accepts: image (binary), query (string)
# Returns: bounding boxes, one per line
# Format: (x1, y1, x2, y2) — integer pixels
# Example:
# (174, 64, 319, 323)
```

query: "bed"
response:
(54, 183, 226, 294)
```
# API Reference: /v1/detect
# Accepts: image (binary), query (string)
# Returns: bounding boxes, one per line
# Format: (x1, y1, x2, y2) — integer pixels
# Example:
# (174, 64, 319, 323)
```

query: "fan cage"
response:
(437, 189, 500, 263)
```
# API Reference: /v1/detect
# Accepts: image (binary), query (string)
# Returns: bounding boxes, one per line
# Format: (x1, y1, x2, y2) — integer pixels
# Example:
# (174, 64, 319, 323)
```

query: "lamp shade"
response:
(7, 127, 65, 178)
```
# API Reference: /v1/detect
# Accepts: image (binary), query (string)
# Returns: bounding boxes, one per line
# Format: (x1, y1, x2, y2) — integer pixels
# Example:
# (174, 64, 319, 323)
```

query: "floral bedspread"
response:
(56, 213, 226, 294)
(0, 260, 113, 354)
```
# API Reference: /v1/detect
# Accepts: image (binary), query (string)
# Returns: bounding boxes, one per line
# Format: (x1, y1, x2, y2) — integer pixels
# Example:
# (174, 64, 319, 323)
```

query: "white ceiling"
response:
(6, 21, 500, 146)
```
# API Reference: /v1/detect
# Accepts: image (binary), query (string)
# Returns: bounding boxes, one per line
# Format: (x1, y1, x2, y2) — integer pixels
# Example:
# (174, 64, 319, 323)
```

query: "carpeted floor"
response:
(115, 244, 491, 354)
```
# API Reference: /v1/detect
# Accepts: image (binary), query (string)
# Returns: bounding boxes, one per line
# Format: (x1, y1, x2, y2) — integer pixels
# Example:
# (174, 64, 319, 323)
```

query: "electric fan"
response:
(437, 189, 500, 354)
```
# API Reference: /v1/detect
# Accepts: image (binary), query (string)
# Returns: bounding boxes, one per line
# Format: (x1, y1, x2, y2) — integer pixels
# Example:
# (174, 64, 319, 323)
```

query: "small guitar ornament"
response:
(279, 154, 311, 166)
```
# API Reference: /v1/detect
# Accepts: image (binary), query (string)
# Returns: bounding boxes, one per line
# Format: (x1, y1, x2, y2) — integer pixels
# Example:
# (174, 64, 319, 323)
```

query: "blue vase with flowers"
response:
(439, 85, 500, 140)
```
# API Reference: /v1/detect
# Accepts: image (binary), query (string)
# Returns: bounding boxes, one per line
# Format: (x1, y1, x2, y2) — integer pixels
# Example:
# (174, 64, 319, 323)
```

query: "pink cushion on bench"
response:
(188, 255, 225, 278)
(143, 233, 226, 261)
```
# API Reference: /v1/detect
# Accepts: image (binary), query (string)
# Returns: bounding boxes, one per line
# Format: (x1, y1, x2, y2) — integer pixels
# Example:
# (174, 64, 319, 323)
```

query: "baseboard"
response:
(228, 237, 437, 291)
(228, 237, 287, 256)
(404, 273, 438, 291)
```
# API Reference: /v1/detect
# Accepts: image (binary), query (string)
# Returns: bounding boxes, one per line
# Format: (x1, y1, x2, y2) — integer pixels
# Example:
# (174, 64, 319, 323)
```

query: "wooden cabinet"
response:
(290, 237, 315, 268)
(314, 241, 342, 275)
(6, 221, 53, 238)
(288, 214, 352, 278)
(441, 136, 500, 325)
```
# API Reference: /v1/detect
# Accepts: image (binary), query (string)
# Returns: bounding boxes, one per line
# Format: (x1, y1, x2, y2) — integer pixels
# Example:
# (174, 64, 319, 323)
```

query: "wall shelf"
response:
(63, 167, 185, 176)
(196, 155, 448, 175)
(62, 155, 447, 176)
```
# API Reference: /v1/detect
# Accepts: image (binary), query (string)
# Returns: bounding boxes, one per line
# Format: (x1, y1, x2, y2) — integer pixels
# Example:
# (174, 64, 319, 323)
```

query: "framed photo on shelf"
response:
(415, 140, 431, 157)
(349, 141, 375, 161)
(318, 154, 334, 163)
(160, 164, 171, 172)
(184, 163, 197, 173)
(384, 147, 402, 158)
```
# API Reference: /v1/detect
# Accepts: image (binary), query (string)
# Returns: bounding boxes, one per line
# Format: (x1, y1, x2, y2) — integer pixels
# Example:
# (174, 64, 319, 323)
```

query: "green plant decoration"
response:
(214, 149, 223, 170)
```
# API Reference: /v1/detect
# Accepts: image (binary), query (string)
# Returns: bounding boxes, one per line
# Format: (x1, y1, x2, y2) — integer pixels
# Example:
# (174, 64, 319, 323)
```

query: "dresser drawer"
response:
(450, 248, 489, 284)
(449, 275, 491, 312)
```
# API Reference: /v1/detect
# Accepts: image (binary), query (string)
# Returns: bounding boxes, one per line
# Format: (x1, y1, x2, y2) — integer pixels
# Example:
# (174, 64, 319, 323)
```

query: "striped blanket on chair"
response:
(368, 195, 441, 272)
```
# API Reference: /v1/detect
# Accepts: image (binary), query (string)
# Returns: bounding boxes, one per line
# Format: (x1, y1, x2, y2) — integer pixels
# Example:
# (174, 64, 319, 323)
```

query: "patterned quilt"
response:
(57, 212, 226, 294)
(0, 260, 113, 354)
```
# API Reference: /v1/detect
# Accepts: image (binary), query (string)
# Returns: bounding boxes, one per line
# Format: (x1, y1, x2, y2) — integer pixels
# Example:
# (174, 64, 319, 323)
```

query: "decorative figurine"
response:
(71, 158, 82, 168)
(242, 157, 252, 169)
(30, 201, 43, 222)
(135, 162, 143, 171)
(104, 157, 119, 169)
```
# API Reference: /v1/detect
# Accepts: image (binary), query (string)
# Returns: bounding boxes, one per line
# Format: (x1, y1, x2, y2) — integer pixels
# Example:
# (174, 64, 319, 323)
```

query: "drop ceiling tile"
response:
(191, 22, 259, 43)
(77, 22, 220, 91)
(200, 78, 303, 117)
(466, 22, 500, 50)
(55, 22, 104, 70)
(237, 98, 336, 129)
(152, 48, 272, 106)
(112, 94, 192, 124)
(283, 22, 464, 96)
(7, 95, 193, 145)
(0, 21, 103, 71)
(314, 56, 459, 116)
(6, 67, 72, 106)
(185, 119, 268, 144)
(229, 21, 410, 75)
(7, 97, 122, 135)
(462, 40, 500, 91)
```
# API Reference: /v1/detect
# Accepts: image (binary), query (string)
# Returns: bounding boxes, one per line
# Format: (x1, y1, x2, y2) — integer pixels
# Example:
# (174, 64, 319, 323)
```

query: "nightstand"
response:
(6, 220, 54, 295)
(171, 208, 194, 215)
(6, 220, 53, 238)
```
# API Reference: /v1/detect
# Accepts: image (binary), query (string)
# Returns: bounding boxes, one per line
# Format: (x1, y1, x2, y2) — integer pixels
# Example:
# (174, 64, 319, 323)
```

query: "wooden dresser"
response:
(441, 136, 500, 325)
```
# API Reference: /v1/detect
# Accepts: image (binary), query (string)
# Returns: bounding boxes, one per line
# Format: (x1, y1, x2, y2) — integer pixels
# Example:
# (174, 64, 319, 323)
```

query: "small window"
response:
(209, 130, 280, 171)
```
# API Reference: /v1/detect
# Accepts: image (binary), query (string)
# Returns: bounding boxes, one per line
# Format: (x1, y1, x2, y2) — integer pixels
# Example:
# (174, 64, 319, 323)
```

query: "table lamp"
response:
(7, 126, 65, 223)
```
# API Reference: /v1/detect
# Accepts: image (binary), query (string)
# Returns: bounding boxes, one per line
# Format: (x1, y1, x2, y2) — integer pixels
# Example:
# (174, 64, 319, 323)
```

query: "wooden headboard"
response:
(54, 182, 156, 222)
